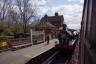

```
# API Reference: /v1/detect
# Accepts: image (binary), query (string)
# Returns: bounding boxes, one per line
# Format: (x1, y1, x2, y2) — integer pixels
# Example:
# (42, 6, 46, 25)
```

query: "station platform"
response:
(0, 39, 59, 64)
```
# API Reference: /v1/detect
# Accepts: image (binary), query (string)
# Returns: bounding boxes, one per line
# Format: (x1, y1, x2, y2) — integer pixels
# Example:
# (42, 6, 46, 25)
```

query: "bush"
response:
(0, 36, 14, 41)
(0, 28, 14, 36)
(32, 34, 43, 39)
(14, 33, 30, 38)
(3, 28, 14, 36)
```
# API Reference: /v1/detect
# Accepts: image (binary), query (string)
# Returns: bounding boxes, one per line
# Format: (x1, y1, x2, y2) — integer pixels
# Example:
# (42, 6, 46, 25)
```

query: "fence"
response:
(31, 30, 45, 45)
(11, 38, 32, 50)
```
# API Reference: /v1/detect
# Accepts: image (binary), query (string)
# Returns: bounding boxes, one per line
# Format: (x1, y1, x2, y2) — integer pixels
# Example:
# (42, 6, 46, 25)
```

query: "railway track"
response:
(26, 48, 73, 64)
(42, 49, 73, 64)
(42, 51, 59, 64)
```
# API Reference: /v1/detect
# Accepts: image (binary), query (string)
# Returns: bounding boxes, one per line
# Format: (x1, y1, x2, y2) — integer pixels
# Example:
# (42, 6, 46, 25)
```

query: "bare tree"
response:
(0, 0, 38, 34)
(15, 0, 37, 33)
(0, 0, 11, 20)
(0, 0, 12, 29)
(7, 9, 19, 33)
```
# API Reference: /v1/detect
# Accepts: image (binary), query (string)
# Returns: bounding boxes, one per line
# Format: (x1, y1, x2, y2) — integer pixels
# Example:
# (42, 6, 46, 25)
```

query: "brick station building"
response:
(33, 12, 64, 39)
(43, 12, 64, 28)
(40, 12, 64, 38)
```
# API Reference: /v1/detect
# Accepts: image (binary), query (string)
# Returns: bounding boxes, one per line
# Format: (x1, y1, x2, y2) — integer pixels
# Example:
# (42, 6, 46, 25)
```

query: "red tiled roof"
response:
(47, 15, 64, 28)
(41, 15, 64, 28)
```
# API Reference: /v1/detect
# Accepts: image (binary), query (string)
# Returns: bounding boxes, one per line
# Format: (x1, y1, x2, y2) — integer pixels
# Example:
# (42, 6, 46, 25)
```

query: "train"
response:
(55, 30, 78, 50)
(80, 0, 96, 63)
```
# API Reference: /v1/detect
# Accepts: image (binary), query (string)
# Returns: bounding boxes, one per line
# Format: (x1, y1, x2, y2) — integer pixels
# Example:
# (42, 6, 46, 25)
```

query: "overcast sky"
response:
(31, 0, 84, 29)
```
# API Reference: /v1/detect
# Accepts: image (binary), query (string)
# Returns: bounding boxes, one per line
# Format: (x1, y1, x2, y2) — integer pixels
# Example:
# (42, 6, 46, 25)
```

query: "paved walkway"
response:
(0, 39, 59, 64)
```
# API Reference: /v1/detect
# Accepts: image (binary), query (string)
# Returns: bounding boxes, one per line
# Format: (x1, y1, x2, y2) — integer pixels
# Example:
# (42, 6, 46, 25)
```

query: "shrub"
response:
(0, 36, 14, 41)
(32, 34, 43, 39)
(3, 28, 14, 36)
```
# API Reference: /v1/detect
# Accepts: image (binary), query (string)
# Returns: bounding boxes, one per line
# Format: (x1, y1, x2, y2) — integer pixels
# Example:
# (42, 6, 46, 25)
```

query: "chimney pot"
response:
(55, 12, 58, 16)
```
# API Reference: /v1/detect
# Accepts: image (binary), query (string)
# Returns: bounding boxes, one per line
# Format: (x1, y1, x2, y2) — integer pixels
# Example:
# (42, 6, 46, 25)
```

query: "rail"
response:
(42, 51, 59, 64)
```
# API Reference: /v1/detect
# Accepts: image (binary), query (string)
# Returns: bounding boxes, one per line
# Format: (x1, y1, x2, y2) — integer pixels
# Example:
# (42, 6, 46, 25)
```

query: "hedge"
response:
(32, 34, 44, 39)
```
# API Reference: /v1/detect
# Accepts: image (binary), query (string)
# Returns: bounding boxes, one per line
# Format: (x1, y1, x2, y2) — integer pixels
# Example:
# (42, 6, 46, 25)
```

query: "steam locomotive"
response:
(55, 30, 78, 50)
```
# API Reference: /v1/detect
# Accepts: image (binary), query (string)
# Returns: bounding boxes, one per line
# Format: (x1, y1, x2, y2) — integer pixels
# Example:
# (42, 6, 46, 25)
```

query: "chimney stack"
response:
(55, 12, 58, 16)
